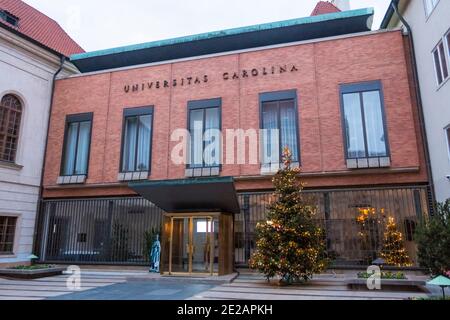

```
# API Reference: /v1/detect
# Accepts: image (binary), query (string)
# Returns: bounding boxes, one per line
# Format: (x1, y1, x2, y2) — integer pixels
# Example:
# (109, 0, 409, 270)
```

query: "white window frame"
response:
(432, 39, 449, 87)
(446, 29, 450, 65)
(424, 0, 440, 18)
(445, 125, 450, 163)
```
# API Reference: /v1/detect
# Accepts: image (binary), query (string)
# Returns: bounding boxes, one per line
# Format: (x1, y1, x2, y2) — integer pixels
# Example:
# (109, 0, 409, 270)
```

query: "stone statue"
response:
(149, 234, 161, 273)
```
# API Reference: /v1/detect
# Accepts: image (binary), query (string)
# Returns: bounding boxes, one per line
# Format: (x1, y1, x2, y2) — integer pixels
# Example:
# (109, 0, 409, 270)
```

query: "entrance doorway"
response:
(168, 215, 219, 275)
(161, 211, 234, 276)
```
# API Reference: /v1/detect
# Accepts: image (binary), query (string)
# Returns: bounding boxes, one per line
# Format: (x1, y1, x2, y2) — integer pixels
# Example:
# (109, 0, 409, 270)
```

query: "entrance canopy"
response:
(129, 177, 241, 214)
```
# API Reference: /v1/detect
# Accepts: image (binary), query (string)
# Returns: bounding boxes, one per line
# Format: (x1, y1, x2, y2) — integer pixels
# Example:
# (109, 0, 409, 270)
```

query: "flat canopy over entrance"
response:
(129, 177, 240, 214)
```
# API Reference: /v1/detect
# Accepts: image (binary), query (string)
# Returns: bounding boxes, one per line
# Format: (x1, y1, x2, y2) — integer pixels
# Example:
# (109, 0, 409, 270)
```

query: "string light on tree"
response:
(380, 216, 412, 267)
(249, 147, 328, 284)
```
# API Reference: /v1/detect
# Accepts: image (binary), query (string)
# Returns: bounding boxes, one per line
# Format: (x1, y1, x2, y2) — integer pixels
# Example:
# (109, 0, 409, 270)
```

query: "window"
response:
(260, 90, 299, 170)
(60, 113, 93, 178)
(446, 126, 450, 161)
(0, 94, 22, 163)
(187, 98, 221, 177)
(424, 0, 440, 17)
(120, 107, 153, 176)
(0, 10, 19, 27)
(0, 216, 17, 255)
(446, 31, 450, 57)
(433, 40, 449, 86)
(340, 81, 390, 169)
(196, 221, 214, 233)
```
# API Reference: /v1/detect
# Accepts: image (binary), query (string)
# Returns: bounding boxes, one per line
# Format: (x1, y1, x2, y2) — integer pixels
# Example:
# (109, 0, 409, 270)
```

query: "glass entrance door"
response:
(169, 216, 218, 275)
(170, 217, 190, 273)
(192, 218, 212, 273)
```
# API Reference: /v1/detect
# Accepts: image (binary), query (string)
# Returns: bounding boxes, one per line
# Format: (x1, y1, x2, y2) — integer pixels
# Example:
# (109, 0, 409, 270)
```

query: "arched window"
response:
(0, 95, 22, 162)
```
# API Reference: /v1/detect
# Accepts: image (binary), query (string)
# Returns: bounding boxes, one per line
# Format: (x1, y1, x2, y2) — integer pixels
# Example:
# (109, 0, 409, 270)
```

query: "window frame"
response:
(339, 80, 390, 161)
(119, 106, 154, 174)
(0, 10, 19, 27)
(59, 112, 94, 177)
(444, 29, 450, 81)
(445, 125, 450, 163)
(423, 0, 440, 18)
(0, 215, 18, 255)
(187, 98, 222, 170)
(432, 39, 450, 87)
(259, 89, 301, 166)
(0, 94, 23, 164)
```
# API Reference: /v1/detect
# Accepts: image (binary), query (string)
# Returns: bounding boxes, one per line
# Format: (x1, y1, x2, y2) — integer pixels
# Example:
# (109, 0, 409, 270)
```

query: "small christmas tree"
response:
(249, 148, 328, 283)
(380, 217, 412, 267)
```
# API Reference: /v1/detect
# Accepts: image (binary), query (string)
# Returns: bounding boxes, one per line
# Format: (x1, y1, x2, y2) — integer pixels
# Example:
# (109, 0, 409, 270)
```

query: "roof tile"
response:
(311, 1, 341, 16)
(0, 0, 84, 56)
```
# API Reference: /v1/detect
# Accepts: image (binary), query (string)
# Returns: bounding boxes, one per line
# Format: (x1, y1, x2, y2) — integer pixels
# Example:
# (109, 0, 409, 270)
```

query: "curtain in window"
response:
(363, 91, 387, 157)
(74, 121, 91, 175)
(434, 49, 443, 84)
(190, 109, 204, 168)
(262, 102, 279, 164)
(425, 0, 440, 15)
(122, 117, 138, 172)
(62, 122, 79, 175)
(439, 42, 448, 79)
(136, 115, 152, 171)
(204, 108, 220, 167)
(343, 93, 366, 158)
(280, 100, 298, 162)
(446, 128, 450, 155)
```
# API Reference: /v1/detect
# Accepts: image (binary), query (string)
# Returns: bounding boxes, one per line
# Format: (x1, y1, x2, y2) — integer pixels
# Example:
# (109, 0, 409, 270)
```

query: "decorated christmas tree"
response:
(249, 148, 328, 283)
(380, 216, 412, 267)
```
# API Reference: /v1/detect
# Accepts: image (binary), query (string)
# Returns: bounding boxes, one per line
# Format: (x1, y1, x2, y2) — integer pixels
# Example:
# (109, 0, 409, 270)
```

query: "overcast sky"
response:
(23, 0, 391, 52)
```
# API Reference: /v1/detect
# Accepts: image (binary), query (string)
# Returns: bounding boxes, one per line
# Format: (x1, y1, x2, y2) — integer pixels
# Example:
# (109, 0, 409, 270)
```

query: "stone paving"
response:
(189, 274, 430, 300)
(0, 269, 442, 300)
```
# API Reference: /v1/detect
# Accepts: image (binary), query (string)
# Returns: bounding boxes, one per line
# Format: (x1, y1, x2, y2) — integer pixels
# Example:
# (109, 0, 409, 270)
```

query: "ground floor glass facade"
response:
(37, 186, 429, 268)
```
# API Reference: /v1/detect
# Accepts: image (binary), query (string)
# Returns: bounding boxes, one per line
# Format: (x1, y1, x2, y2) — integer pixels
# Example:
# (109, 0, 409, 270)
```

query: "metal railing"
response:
(39, 197, 163, 265)
(37, 186, 428, 267)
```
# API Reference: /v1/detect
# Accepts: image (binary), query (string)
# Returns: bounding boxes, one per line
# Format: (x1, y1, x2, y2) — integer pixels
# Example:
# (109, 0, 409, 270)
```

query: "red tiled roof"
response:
(0, 0, 84, 56)
(311, 1, 341, 16)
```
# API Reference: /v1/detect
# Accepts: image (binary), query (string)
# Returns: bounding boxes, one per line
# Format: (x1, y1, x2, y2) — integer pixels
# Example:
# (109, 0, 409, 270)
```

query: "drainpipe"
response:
(32, 55, 66, 257)
(390, 1, 436, 214)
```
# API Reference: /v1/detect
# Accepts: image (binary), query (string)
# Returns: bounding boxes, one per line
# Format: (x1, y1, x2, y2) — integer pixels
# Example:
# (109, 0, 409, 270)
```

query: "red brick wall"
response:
(43, 30, 428, 198)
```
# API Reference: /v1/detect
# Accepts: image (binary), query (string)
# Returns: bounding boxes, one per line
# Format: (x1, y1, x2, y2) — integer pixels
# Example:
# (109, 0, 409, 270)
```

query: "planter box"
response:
(347, 279, 428, 293)
(0, 267, 66, 280)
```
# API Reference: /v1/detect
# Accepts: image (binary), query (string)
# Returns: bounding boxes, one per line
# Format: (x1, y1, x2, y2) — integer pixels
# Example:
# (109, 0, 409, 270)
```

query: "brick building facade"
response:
(36, 9, 431, 272)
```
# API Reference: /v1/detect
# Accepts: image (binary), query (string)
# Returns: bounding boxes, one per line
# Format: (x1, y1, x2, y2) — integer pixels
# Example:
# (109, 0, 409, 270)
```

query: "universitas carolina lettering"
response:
(123, 64, 298, 93)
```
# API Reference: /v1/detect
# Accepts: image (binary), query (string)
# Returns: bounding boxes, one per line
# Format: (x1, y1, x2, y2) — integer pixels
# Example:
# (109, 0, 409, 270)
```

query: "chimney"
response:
(331, 0, 351, 11)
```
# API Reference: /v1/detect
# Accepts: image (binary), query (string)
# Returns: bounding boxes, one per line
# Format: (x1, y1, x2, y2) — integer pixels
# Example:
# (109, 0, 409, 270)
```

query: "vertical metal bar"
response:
(189, 217, 193, 274)
(210, 217, 213, 276)
(243, 195, 250, 263)
(413, 189, 423, 221)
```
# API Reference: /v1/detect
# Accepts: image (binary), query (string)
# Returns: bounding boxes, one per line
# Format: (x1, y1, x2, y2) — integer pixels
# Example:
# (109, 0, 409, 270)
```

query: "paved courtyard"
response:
(0, 269, 438, 300)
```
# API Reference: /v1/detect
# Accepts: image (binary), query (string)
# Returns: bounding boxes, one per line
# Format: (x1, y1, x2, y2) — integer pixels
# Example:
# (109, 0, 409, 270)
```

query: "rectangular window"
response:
(446, 31, 450, 67)
(61, 113, 93, 177)
(260, 90, 299, 168)
(0, 10, 19, 27)
(0, 216, 17, 255)
(188, 98, 221, 169)
(120, 107, 153, 173)
(433, 40, 449, 86)
(424, 0, 440, 16)
(340, 81, 390, 169)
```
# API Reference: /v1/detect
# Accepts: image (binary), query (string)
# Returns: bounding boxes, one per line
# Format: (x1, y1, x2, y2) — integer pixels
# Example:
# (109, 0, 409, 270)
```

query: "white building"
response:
(382, 0, 450, 203)
(0, 0, 82, 267)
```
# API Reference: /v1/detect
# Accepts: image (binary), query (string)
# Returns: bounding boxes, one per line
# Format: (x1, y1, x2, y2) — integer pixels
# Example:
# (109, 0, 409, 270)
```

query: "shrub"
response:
(415, 199, 450, 276)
